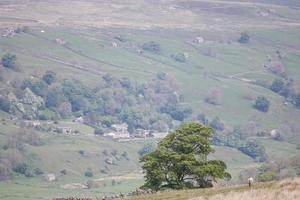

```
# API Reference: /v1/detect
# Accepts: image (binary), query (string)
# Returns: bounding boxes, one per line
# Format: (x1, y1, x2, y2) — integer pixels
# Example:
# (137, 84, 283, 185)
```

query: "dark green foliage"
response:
(254, 96, 270, 112)
(138, 142, 157, 156)
(42, 71, 56, 85)
(171, 53, 186, 63)
(0, 97, 11, 113)
(33, 168, 44, 175)
(1, 53, 19, 71)
(259, 171, 277, 182)
(60, 169, 67, 175)
(45, 88, 65, 108)
(94, 128, 105, 135)
(13, 163, 28, 175)
(209, 116, 225, 131)
(295, 93, 300, 109)
(197, 113, 208, 125)
(142, 41, 161, 53)
(119, 77, 132, 89)
(140, 122, 231, 191)
(84, 169, 93, 177)
(79, 150, 85, 156)
(156, 72, 167, 80)
(22, 79, 48, 97)
(238, 32, 250, 44)
(160, 103, 192, 121)
(238, 140, 268, 162)
(270, 79, 284, 93)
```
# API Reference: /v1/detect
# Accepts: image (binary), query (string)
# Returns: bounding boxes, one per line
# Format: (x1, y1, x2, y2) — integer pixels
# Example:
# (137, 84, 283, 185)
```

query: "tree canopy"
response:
(140, 122, 231, 191)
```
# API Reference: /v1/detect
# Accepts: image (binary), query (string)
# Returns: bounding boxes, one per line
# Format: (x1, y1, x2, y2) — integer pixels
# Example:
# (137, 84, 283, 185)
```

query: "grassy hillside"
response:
(0, 0, 300, 198)
(128, 177, 300, 200)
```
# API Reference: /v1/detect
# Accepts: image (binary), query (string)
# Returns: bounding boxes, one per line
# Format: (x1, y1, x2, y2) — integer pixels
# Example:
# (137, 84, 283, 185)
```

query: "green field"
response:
(0, 0, 300, 199)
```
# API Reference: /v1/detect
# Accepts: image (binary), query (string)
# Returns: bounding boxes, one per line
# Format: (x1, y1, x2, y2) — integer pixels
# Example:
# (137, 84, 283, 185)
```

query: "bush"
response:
(94, 128, 104, 136)
(142, 41, 161, 53)
(210, 116, 225, 131)
(42, 71, 56, 85)
(60, 169, 67, 175)
(205, 88, 222, 105)
(197, 113, 208, 125)
(1, 53, 20, 71)
(13, 163, 28, 175)
(238, 140, 268, 162)
(295, 93, 300, 109)
(138, 142, 157, 156)
(84, 169, 93, 177)
(0, 98, 11, 113)
(33, 168, 44, 175)
(171, 53, 186, 63)
(238, 32, 250, 44)
(270, 79, 284, 93)
(254, 96, 270, 112)
(259, 171, 277, 182)
(78, 150, 85, 156)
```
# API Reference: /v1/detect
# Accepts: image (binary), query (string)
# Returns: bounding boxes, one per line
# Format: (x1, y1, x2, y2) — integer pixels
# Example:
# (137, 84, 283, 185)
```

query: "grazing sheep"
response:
(248, 177, 254, 188)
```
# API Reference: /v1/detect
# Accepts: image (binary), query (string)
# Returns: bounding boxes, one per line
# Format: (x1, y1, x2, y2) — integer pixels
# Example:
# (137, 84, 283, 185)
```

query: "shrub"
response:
(142, 41, 161, 53)
(42, 71, 56, 85)
(205, 88, 222, 105)
(259, 171, 277, 182)
(60, 169, 67, 175)
(0, 98, 11, 113)
(254, 96, 270, 112)
(171, 53, 186, 63)
(0, 161, 12, 180)
(197, 113, 208, 125)
(33, 168, 44, 175)
(78, 150, 85, 156)
(238, 32, 250, 44)
(138, 142, 157, 156)
(84, 169, 93, 177)
(238, 140, 268, 162)
(13, 163, 28, 175)
(295, 93, 300, 109)
(94, 128, 104, 136)
(1, 53, 20, 71)
(270, 79, 284, 93)
(210, 116, 225, 131)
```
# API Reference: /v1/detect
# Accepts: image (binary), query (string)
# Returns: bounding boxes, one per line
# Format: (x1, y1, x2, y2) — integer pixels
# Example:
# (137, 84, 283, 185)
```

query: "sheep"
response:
(248, 177, 254, 188)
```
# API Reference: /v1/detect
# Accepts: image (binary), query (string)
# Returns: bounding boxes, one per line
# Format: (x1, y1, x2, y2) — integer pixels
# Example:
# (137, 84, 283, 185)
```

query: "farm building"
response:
(45, 173, 56, 182)
(104, 123, 130, 139)
(22, 120, 41, 127)
(57, 127, 72, 134)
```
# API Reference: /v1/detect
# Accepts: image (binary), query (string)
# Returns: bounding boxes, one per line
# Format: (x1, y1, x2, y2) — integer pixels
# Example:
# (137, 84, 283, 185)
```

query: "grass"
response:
(127, 177, 300, 200)
(0, 0, 300, 198)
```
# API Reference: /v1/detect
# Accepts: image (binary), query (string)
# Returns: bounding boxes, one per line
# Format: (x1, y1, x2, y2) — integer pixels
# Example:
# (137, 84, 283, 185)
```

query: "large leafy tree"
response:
(140, 122, 231, 191)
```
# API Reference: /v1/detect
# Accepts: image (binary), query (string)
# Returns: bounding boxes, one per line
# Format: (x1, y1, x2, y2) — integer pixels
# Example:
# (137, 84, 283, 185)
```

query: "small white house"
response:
(195, 36, 205, 44)
(104, 123, 130, 139)
(45, 173, 56, 182)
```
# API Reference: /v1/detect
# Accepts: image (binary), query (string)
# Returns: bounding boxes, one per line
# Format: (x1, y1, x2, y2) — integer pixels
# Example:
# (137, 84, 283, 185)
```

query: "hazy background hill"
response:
(0, 0, 300, 199)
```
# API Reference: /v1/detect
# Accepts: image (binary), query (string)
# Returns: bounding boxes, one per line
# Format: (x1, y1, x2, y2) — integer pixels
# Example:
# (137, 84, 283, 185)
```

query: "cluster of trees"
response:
(1, 53, 20, 71)
(2, 71, 192, 134)
(196, 114, 225, 131)
(213, 127, 268, 162)
(140, 122, 231, 190)
(270, 78, 300, 109)
(0, 128, 42, 180)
